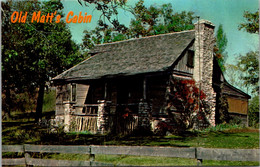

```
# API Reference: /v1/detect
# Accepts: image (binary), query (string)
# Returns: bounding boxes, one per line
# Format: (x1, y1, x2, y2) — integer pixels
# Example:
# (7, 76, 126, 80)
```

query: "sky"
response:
(62, 0, 259, 65)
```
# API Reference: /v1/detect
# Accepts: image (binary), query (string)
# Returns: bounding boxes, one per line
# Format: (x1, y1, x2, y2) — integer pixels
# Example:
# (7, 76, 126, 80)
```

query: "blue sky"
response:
(62, 0, 259, 65)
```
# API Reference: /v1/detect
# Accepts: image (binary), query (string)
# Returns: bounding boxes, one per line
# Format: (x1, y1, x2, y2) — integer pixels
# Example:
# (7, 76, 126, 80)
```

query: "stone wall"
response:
(194, 20, 216, 126)
(138, 99, 151, 130)
(97, 100, 107, 134)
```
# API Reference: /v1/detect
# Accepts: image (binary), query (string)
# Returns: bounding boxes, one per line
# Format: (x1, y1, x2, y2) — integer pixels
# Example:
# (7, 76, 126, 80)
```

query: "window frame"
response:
(186, 50, 195, 68)
(71, 83, 77, 102)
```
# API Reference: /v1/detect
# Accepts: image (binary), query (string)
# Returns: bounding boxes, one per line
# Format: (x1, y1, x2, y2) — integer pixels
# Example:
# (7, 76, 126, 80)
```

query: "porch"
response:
(65, 101, 148, 134)
(55, 75, 169, 134)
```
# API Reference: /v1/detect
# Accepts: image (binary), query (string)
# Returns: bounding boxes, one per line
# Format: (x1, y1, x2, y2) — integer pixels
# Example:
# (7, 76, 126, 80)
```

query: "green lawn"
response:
(102, 128, 259, 149)
(39, 153, 259, 166)
(2, 111, 259, 166)
(3, 116, 259, 148)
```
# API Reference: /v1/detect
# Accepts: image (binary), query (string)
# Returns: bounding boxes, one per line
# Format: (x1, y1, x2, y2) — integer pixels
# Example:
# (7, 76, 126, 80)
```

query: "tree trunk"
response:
(4, 88, 12, 120)
(35, 83, 45, 122)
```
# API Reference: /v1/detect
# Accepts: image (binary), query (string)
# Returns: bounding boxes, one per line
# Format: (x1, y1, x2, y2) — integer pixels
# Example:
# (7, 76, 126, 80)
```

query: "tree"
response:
(248, 96, 259, 127)
(237, 51, 259, 95)
(78, 0, 128, 33)
(238, 10, 259, 34)
(128, 1, 194, 37)
(215, 24, 228, 72)
(2, 0, 42, 118)
(225, 64, 248, 93)
(2, 0, 84, 121)
(82, 0, 195, 50)
(236, 9, 259, 95)
(236, 9, 259, 127)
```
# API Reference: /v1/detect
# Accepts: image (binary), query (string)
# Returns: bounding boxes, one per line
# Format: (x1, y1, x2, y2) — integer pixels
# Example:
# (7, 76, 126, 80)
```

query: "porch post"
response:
(138, 99, 151, 131)
(97, 100, 107, 134)
(63, 101, 71, 132)
(138, 77, 151, 131)
(143, 77, 147, 100)
(104, 82, 107, 99)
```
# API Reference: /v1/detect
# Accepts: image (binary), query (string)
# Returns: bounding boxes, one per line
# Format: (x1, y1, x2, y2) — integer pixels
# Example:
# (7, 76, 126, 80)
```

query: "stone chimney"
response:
(194, 20, 216, 126)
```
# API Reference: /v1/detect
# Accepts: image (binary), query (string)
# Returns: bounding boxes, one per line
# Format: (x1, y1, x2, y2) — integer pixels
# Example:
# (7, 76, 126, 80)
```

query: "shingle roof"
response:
(53, 30, 195, 81)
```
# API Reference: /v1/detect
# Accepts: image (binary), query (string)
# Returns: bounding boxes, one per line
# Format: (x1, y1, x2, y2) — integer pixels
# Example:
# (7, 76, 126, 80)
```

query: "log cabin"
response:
(52, 20, 250, 133)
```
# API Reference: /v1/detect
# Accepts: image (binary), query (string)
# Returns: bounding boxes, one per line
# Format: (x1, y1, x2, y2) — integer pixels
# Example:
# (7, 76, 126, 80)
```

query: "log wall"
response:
(227, 98, 248, 115)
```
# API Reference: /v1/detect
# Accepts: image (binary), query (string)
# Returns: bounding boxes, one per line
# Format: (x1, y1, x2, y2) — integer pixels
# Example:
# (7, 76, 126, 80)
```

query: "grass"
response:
(2, 118, 259, 148)
(102, 128, 259, 149)
(2, 120, 259, 166)
(96, 155, 198, 166)
(202, 160, 259, 166)
(38, 153, 259, 166)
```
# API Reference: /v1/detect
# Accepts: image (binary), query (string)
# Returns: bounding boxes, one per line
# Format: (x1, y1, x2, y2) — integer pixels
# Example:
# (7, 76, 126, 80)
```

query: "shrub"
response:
(248, 96, 259, 127)
(199, 123, 244, 133)
(166, 78, 210, 130)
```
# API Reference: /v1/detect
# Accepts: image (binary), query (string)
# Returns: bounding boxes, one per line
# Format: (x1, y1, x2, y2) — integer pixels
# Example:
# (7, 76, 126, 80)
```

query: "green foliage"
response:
(236, 10, 259, 96)
(224, 64, 248, 93)
(217, 94, 230, 124)
(2, 0, 84, 119)
(2, 91, 37, 121)
(129, 1, 195, 37)
(78, 0, 127, 32)
(79, 0, 129, 51)
(237, 51, 259, 95)
(82, 0, 195, 50)
(43, 90, 56, 113)
(215, 24, 228, 72)
(199, 123, 244, 133)
(248, 96, 259, 127)
(229, 117, 242, 125)
(68, 131, 92, 135)
(238, 9, 259, 34)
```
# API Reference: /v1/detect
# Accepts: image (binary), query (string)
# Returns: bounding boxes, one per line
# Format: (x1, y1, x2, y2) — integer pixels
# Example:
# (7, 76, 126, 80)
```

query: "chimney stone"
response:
(194, 19, 216, 127)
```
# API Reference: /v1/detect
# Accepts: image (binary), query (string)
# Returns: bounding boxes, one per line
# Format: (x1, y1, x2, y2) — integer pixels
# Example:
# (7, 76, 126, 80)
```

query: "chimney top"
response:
(194, 19, 215, 28)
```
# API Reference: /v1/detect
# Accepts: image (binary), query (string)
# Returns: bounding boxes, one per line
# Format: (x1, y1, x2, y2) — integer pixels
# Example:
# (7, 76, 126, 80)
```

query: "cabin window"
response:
(187, 50, 194, 68)
(71, 83, 76, 101)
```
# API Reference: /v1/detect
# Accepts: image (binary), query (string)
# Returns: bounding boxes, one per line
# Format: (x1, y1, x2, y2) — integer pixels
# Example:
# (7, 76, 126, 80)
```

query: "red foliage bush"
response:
(166, 78, 210, 130)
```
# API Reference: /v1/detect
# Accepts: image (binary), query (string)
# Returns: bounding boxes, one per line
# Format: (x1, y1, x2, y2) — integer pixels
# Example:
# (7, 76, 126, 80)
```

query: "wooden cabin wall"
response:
(174, 47, 194, 75)
(76, 84, 89, 104)
(56, 84, 71, 102)
(227, 97, 248, 115)
(75, 84, 89, 114)
(56, 83, 90, 115)
(56, 84, 71, 115)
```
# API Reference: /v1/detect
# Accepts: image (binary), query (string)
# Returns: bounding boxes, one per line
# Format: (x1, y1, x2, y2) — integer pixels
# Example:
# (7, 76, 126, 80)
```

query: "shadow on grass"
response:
(3, 119, 199, 147)
(3, 114, 258, 147)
